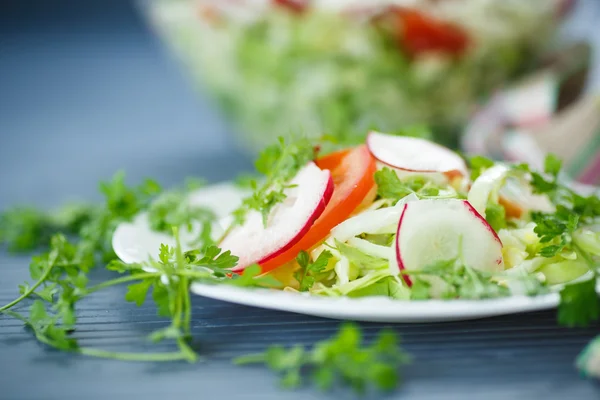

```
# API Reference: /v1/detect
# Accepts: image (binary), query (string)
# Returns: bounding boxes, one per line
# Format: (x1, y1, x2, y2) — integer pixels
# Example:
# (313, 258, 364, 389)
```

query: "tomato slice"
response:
(259, 145, 377, 273)
(395, 9, 470, 57)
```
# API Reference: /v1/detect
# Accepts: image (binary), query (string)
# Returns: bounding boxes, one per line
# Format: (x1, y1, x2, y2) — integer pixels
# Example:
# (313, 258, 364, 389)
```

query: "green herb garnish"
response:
(234, 323, 410, 394)
(230, 137, 316, 229)
(294, 250, 333, 292)
(514, 154, 600, 327)
(0, 226, 282, 362)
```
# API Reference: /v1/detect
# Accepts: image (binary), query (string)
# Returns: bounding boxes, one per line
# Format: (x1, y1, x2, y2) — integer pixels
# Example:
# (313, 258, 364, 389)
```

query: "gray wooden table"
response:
(1, 1, 600, 399)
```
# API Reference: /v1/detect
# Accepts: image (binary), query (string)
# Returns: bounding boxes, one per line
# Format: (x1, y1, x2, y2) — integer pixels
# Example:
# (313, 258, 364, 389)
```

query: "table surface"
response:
(1, 1, 600, 399)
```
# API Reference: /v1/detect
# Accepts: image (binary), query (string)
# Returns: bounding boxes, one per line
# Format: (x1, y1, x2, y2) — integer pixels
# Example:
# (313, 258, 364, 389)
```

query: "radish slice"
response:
(223, 162, 334, 271)
(467, 164, 510, 218)
(367, 131, 468, 177)
(396, 199, 504, 287)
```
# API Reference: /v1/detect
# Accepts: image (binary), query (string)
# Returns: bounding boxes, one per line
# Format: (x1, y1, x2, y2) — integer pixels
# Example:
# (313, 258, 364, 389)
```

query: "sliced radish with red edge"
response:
(222, 162, 334, 271)
(367, 131, 468, 178)
(395, 199, 503, 287)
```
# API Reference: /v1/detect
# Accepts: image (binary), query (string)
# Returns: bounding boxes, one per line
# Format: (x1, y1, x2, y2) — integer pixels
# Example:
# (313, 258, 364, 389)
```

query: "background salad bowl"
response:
(141, 0, 576, 151)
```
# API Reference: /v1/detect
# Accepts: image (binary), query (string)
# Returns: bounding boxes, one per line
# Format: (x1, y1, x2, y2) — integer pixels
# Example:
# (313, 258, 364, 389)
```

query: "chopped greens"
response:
(374, 167, 442, 201)
(514, 154, 600, 327)
(558, 279, 600, 328)
(405, 258, 510, 300)
(485, 202, 508, 232)
(234, 323, 410, 394)
(468, 155, 495, 181)
(294, 250, 333, 292)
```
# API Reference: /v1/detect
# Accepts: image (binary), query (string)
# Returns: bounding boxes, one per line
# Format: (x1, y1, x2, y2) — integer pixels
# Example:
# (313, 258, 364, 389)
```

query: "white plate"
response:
(189, 283, 561, 322)
(111, 182, 582, 323)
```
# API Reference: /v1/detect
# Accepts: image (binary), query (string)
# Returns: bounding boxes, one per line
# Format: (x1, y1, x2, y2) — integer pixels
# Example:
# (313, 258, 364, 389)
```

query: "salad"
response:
(1, 129, 599, 391)
(112, 131, 599, 306)
(147, 0, 570, 150)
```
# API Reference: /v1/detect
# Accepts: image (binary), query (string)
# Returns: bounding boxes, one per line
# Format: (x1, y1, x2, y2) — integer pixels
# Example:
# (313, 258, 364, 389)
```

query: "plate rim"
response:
(190, 282, 561, 323)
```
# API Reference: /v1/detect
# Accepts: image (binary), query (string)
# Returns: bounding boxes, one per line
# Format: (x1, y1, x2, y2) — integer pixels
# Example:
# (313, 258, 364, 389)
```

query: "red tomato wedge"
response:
(259, 145, 377, 273)
(395, 9, 470, 57)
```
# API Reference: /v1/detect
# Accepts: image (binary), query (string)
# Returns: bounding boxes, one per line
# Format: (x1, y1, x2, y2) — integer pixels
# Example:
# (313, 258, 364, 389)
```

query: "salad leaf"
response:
(231, 137, 316, 228)
(335, 240, 388, 271)
(348, 277, 410, 300)
(531, 208, 579, 257)
(234, 323, 410, 394)
(374, 168, 440, 201)
(558, 279, 600, 328)
(516, 155, 599, 257)
(404, 258, 510, 300)
(485, 202, 507, 232)
(469, 155, 495, 181)
(228, 264, 283, 289)
(360, 233, 395, 247)
(294, 250, 333, 292)
(0, 204, 96, 253)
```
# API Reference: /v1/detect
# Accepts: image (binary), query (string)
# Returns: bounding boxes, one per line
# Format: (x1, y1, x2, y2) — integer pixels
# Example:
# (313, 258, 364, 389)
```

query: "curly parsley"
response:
(234, 323, 410, 394)
(515, 154, 600, 327)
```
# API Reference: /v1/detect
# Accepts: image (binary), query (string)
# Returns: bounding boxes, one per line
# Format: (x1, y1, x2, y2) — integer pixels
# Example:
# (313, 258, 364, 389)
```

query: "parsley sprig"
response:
(0, 172, 160, 259)
(407, 258, 510, 300)
(514, 154, 600, 327)
(294, 250, 333, 292)
(229, 137, 316, 229)
(234, 323, 410, 394)
(0, 227, 279, 361)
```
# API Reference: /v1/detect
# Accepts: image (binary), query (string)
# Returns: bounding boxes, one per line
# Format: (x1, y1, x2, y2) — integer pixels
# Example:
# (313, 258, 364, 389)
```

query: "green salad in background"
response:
(145, 0, 569, 150)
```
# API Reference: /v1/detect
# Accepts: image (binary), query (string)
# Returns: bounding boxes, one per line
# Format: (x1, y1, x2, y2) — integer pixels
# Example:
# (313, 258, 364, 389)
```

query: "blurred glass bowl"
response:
(143, 0, 572, 152)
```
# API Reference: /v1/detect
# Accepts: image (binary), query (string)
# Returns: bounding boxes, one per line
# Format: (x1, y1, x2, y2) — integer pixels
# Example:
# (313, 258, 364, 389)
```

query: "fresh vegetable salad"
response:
(2, 129, 599, 376)
(105, 130, 599, 319)
(187, 131, 598, 308)
(147, 0, 569, 150)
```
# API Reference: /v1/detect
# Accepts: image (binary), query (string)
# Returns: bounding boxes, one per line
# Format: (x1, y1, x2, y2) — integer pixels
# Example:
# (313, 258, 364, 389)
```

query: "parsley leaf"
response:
(558, 279, 600, 328)
(515, 154, 598, 257)
(228, 264, 283, 289)
(294, 250, 333, 292)
(544, 153, 562, 177)
(0, 172, 161, 262)
(234, 323, 410, 394)
(405, 258, 510, 300)
(485, 202, 507, 232)
(230, 137, 316, 228)
(0, 226, 244, 362)
(469, 155, 495, 181)
(513, 154, 600, 327)
(0, 204, 96, 253)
